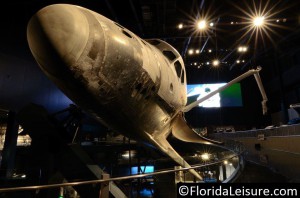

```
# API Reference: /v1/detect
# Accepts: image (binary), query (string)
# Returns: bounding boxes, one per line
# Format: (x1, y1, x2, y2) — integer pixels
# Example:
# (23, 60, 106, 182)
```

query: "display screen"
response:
(131, 166, 154, 174)
(187, 83, 243, 107)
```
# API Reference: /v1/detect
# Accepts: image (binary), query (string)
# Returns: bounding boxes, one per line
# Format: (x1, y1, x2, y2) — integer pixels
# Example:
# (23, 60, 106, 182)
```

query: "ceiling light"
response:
(122, 150, 136, 159)
(197, 20, 207, 30)
(201, 153, 210, 160)
(212, 60, 220, 67)
(178, 23, 183, 29)
(208, 49, 212, 53)
(236, 60, 240, 64)
(238, 46, 248, 52)
(253, 16, 265, 27)
(206, 62, 210, 65)
(195, 49, 200, 54)
(188, 49, 194, 55)
(209, 22, 214, 27)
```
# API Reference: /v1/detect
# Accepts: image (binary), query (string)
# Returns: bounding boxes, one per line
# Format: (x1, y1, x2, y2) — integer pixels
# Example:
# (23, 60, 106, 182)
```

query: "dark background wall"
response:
(0, 53, 73, 112)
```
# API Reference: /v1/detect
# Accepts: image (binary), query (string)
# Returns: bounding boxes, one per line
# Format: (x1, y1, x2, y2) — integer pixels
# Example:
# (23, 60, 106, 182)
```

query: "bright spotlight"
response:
(206, 61, 210, 65)
(238, 46, 247, 52)
(236, 60, 240, 64)
(253, 16, 265, 27)
(201, 153, 210, 160)
(208, 49, 212, 53)
(224, 160, 228, 165)
(122, 150, 136, 159)
(178, 23, 183, 29)
(197, 20, 207, 30)
(195, 49, 200, 54)
(212, 60, 220, 67)
(209, 22, 214, 27)
(188, 49, 194, 55)
(232, 0, 288, 50)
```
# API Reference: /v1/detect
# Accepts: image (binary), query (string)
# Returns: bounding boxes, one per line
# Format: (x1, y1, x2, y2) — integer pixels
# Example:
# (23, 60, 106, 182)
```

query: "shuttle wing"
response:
(144, 129, 203, 180)
(144, 114, 223, 181)
(171, 114, 223, 145)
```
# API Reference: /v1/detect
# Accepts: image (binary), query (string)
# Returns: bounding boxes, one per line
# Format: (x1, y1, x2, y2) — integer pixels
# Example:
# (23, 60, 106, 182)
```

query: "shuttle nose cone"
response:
(27, 4, 89, 74)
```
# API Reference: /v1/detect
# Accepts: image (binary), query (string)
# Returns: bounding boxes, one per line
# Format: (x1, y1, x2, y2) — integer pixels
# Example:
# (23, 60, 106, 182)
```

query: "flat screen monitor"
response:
(187, 83, 243, 108)
(131, 166, 154, 174)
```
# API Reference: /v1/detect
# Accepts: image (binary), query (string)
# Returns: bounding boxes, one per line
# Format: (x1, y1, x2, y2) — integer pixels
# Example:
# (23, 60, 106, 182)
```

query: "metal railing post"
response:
(99, 173, 110, 198)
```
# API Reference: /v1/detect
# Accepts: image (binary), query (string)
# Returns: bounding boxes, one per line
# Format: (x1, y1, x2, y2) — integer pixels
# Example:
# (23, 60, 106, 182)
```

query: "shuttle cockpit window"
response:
(181, 69, 185, 84)
(122, 30, 132, 38)
(147, 39, 161, 45)
(174, 60, 182, 79)
(162, 50, 176, 62)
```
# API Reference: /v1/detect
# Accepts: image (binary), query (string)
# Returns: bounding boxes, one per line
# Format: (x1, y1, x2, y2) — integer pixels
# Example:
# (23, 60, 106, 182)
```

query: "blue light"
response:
(139, 188, 153, 197)
(131, 166, 154, 174)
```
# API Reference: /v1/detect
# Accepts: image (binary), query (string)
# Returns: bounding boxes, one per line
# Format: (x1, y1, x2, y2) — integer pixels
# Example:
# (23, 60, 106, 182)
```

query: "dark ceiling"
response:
(0, 0, 299, 82)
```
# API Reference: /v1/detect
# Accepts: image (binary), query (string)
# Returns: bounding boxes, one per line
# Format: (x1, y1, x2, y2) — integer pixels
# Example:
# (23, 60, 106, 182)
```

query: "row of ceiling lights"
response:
(180, 16, 265, 59)
(229, 18, 287, 25)
(190, 59, 246, 68)
(178, 3, 289, 70)
(178, 16, 287, 30)
(177, 20, 214, 30)
(188, 46, 248, 55)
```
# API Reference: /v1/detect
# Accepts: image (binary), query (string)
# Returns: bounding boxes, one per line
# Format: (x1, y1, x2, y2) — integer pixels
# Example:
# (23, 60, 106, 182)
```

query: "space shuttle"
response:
(27, 4, 267, 180)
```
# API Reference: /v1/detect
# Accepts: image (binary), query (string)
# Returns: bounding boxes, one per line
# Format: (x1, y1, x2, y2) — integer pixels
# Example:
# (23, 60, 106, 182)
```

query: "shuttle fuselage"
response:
(27, 4, 186, 142)
(29, 4, 264, 180)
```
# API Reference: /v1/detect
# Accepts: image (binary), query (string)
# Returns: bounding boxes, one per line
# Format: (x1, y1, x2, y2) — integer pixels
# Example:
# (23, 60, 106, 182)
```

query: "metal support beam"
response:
(222, 164, 227, 180)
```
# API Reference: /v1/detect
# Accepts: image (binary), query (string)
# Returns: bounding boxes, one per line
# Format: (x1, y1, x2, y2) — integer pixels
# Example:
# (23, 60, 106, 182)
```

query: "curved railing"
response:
(0, 152, 242, 194)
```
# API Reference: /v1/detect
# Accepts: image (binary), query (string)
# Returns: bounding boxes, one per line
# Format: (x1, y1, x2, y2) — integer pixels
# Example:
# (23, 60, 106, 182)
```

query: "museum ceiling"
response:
(0, 0, 299, 82)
